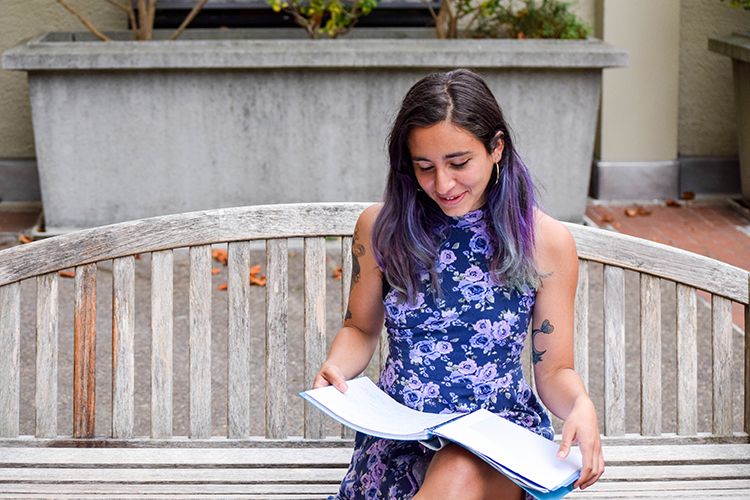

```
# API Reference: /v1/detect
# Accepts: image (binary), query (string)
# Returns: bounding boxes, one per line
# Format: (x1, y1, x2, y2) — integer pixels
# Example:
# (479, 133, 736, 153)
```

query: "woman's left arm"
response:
(531, 212, 604, 490)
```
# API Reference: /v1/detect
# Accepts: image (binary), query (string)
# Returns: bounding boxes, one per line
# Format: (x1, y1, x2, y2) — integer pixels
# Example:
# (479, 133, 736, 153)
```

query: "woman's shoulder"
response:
(533, 210, 577, 267)
(356, 203, 384, 229)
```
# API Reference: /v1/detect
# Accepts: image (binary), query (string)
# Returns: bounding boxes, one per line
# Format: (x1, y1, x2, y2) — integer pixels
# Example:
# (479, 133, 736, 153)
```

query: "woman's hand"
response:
(313, 363, 349, 392)
(557, 396, 604, 490)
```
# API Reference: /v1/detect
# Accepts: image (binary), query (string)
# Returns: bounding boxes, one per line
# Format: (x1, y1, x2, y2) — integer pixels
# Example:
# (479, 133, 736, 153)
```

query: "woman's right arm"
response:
(313, 204, 386, 392)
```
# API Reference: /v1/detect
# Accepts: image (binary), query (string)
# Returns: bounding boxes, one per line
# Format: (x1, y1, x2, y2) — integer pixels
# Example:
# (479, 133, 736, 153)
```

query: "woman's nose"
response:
(435, 167, 455, 194)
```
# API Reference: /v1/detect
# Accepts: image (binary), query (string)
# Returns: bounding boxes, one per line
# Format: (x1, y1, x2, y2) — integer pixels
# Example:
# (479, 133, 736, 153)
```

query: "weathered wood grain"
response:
(112, 256, 135, 439)
(574, 259, 589, 391)
(36, 272, 58, 438)
(151, 251, 173, 439)
(746, 303, 750, 435)
(0, 282, 20, 438)
(304, 237, 327, 440)
(189, 245, 212, 439)
(712, 294, 734, 436)
(564, 222, 749, 304)
(0, 203, 372, 287)
(228, 241, 252, 439)
(676, 283, 698, 436)
(339, 236, 356, 439)
(266, 238, 288, 440)
(604, 265, 626, 436)
(73, 263, 97, 439)
(640, 273, 661, 436)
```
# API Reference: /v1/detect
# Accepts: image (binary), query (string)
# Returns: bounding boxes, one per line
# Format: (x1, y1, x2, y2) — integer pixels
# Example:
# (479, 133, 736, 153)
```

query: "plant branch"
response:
(145, 0, 159, 40)
(169, 0, 210, 40)
(55, 0, 113, 41)
(137, 0, 148, 40)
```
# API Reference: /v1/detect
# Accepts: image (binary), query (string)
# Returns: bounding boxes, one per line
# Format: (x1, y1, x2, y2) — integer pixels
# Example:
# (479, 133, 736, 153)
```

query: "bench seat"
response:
(1, 443, 749, 498)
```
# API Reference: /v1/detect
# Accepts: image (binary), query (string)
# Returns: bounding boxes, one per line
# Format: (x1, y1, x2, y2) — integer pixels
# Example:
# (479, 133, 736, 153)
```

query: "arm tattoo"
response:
(531, 319, 554, 364)
(351, 226, 365, 285)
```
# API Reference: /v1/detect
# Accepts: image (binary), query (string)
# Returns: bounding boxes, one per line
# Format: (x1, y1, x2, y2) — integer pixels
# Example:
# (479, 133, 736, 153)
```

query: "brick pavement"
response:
(586, 200, 750, 329)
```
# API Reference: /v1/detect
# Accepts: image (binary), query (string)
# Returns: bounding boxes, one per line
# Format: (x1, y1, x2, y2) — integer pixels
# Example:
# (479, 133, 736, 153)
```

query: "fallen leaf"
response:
(333, 266, 342, 280)
(250, 274, 266, 286)
(59, 270, 75, 278)
(211, 267, 221, 275)
(249, 264, 262, 275)
(666, 199, 681, 207)
(212, 249, 228, 265)
(601, 215, 614, 223)
(217, 283, 228, 291)
(625, 206, 651, 217)
(134, 254, 142, 260)
(19, 234, 33, 244)
(680, 191, 695, 200)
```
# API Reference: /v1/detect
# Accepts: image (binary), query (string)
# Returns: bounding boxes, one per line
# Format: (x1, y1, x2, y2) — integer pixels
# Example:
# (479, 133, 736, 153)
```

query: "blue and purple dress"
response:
(330, 207, 553, 500)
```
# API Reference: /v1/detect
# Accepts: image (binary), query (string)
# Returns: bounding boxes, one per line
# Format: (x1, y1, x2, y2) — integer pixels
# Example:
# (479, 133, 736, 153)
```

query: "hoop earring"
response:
(493, 162, 500, 186)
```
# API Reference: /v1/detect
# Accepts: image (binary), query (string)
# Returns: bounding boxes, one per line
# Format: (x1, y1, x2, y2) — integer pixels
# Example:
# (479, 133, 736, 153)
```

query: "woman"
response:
(314, 69, 604, 500)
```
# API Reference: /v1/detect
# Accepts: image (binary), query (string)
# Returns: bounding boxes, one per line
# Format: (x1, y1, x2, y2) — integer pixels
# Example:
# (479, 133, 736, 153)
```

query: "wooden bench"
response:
(0, 202, 748, 499)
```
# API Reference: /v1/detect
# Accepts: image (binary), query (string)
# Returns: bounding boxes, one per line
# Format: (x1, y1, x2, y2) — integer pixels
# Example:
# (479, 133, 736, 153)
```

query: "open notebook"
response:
(301, 377, 583, 500)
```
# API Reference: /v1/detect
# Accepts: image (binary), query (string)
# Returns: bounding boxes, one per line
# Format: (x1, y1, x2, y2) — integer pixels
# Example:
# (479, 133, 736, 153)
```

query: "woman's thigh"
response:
(413, 443, 524, 500)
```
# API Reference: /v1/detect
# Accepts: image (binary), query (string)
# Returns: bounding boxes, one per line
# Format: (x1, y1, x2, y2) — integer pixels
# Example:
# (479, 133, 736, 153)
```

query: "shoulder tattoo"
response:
(351, 226, 366, 285)
(532, 319, 554, 364)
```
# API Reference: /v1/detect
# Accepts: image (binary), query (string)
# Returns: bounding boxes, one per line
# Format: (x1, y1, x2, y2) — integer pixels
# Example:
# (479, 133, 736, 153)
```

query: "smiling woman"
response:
(409, 121, 501, 218)
(313, 69, 604, 500)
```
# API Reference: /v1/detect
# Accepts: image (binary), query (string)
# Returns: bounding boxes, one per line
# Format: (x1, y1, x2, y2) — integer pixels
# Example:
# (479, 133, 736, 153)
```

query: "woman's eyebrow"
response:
(411, 151, 472, 162)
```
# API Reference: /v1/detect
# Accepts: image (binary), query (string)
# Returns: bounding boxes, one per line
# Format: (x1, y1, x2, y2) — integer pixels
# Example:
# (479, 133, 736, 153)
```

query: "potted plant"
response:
(2, 0, 627, 232)
(709, 0, 750, 204)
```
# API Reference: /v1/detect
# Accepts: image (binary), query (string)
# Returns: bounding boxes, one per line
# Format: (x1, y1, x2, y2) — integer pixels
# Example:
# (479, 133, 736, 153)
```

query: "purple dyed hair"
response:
(371, 69, 541, 302)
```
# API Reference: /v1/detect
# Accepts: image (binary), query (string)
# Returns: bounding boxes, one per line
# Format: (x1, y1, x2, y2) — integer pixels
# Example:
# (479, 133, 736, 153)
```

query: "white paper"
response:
(431, 409, 582, 492)
(301, 377, 460, 440)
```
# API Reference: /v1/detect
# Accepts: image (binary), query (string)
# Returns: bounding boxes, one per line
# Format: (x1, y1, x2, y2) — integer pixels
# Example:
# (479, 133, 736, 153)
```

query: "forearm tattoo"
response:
(531, 319, 554, 364)
(351, 226, 365, 285)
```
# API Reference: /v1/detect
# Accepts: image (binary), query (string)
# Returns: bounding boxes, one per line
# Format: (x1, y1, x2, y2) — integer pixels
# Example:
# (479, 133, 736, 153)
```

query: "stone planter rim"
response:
(708, 31, 750, 63)
(3, 28, 629, 71)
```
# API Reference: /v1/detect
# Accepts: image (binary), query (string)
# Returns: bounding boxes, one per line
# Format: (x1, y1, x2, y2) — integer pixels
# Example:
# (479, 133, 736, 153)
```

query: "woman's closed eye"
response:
(450, 159, 470, 168)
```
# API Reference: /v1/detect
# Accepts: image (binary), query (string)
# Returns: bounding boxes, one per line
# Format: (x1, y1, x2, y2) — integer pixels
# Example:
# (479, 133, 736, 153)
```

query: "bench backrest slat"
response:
(227, 241, 252, 439)
(0, 282, 20, 438)
(151, 251, 174, 439)
(712, 294, 734, 436)
(304, 237, 327, 440)
(746, 304, 750, 435)
(603, 265, 626, 437)
(112, 257, 136, 439)
(675, 283, 698, 436)
(574, 260, 589, 392)
(266, 238, 289, 440)
(640, 273, 662, 436)
(340, 236, 357, 440)
(74, 263, 97, 439)
(565, 223, 749, 304)
(189, 245, 212, 440)
(36, 272, 58, 439)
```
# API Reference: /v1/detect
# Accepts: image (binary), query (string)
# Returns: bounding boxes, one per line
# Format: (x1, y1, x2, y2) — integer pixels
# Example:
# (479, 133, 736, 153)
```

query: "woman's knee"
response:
(416, 444, 523, 500)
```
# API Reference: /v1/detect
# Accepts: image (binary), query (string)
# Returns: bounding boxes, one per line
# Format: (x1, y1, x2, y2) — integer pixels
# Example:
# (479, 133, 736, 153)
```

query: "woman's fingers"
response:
(313, 365, 349, 392)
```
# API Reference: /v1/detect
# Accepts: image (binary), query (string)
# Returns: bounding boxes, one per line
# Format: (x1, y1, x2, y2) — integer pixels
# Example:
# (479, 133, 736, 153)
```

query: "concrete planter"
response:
(3, 29, 627, 231)
(710, 31, 750, 204)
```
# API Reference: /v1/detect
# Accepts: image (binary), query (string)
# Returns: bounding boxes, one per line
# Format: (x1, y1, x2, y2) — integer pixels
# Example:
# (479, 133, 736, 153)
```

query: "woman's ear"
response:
(492, 132, 505, 163)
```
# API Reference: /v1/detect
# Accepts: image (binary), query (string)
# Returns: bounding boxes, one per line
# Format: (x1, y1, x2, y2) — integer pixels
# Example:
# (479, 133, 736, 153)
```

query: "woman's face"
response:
(409, 121, 503, 217)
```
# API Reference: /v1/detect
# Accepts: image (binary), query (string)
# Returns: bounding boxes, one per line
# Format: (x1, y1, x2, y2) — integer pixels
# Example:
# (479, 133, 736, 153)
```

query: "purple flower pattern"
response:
(329, 208, 552, 500)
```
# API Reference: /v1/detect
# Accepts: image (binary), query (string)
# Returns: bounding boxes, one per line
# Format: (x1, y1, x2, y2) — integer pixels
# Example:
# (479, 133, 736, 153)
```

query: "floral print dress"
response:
(329, 207, 553, 500)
